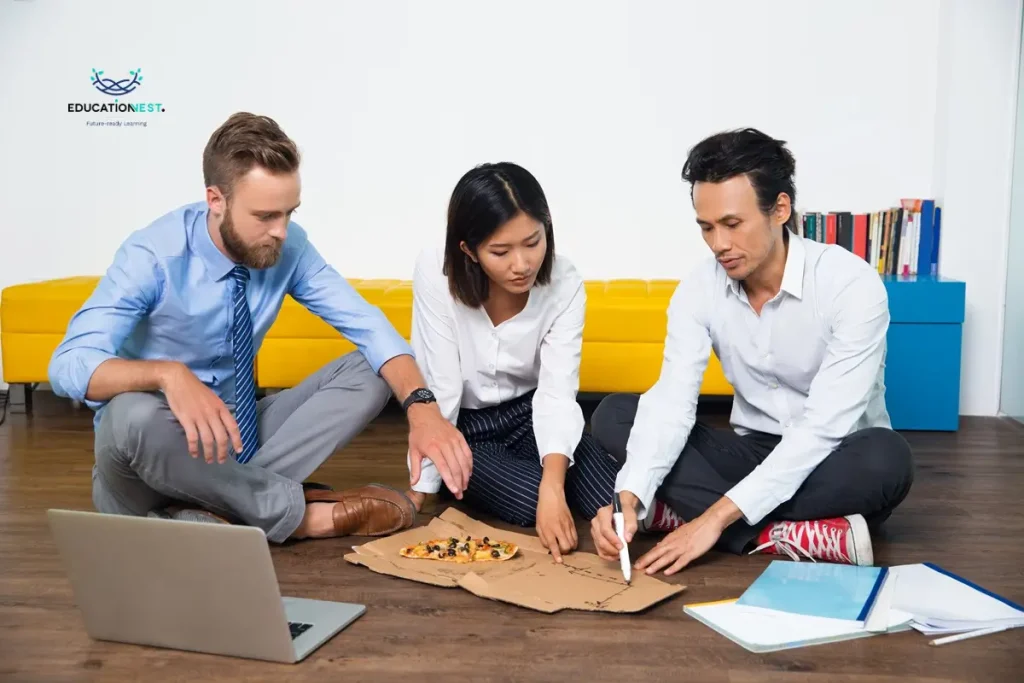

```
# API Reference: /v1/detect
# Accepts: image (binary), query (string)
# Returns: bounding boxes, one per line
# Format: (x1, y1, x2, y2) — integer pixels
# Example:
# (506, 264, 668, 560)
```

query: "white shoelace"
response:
(640, 502, 685, 532)
(748, 520, 849, 563)
(657, 504, 684, 529)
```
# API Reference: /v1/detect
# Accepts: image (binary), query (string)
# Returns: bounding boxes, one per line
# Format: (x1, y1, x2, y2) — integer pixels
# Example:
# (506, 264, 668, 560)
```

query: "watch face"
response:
(406, 388, 435, 406)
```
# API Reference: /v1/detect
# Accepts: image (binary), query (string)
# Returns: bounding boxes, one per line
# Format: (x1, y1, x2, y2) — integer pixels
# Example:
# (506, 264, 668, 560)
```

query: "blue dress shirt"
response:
(49, 201, 412, 426)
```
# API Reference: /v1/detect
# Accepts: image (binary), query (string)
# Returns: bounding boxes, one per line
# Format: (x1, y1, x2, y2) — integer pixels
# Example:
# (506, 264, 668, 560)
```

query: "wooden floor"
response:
(1, 391, 1023, 682)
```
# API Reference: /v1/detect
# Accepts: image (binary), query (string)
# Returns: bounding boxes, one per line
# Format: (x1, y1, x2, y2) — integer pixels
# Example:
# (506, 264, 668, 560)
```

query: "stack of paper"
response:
(685, 598, 913, 653)
(684, 560, 1023, 652)
(886, 563, 1024, 638)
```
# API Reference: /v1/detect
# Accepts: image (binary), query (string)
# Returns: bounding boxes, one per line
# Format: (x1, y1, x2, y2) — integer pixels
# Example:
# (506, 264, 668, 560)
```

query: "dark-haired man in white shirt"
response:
(590, 127, 914, 573)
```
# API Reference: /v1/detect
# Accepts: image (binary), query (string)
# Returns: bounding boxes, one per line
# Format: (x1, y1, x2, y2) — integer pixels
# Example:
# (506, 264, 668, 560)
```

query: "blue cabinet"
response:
(881, 275, 966, 431)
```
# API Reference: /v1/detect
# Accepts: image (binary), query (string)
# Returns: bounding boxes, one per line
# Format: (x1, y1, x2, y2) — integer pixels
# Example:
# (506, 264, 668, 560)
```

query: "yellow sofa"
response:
(1, 277, 733, 405)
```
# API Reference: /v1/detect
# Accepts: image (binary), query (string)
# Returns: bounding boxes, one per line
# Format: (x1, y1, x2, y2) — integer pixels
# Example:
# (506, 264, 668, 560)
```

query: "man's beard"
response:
(220, 209, 282, 269)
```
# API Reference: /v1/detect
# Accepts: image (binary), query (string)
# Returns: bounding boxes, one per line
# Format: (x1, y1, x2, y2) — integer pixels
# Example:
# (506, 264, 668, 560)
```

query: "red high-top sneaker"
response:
(748, 514, 873, 566)
(638, 500, 685, 533)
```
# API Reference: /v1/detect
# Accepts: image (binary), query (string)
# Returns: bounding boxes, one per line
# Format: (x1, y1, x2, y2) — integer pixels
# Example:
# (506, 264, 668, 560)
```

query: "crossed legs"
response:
(91, 351, 412, 542)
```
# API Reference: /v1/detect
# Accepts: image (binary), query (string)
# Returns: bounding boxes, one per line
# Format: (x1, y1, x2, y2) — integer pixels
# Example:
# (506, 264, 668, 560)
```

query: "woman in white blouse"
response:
(404, 162, 620, 561)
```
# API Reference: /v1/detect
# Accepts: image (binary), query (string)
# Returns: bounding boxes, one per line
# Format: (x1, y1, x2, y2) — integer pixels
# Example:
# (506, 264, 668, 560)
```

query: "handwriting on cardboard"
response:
(343, 508, 685, 614)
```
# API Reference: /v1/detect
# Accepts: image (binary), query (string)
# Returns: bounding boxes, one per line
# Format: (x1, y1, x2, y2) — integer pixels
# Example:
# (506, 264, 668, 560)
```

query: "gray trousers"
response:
(91, 351, 392, 543)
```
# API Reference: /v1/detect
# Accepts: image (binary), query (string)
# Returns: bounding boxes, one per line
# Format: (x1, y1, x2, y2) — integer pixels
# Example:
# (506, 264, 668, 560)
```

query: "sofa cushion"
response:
(1, 276, 733, 396)
(1, 277, 102, 383)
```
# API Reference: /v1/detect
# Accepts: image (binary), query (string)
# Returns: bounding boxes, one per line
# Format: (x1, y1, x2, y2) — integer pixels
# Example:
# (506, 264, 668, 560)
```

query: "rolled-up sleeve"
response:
(724, 264, 890, 525)
(48, 239, 162, 408)
(614, 265, 713, 520)
(288, 239, 412, 374)
(406, 250, 463, 494)
(532, 276, 586, 466)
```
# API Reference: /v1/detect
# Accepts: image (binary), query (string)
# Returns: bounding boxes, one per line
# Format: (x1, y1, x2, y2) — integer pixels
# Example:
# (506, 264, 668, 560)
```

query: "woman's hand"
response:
(535, 454, 578, 562)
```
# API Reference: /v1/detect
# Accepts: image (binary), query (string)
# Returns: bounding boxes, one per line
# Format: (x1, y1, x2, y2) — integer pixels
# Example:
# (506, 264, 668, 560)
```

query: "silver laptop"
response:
(47, 508, 365, 663)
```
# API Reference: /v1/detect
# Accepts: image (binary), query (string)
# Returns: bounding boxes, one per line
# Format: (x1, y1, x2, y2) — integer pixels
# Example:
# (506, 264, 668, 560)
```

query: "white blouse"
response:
(408, 245, 588, 494)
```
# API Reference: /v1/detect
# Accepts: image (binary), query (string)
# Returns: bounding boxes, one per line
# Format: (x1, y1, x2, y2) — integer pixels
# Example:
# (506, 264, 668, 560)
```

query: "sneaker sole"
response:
(845, 513, 873, 566)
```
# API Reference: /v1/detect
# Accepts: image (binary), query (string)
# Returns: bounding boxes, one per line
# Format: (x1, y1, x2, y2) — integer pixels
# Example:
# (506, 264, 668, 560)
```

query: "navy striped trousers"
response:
(450, 390, 620, 527)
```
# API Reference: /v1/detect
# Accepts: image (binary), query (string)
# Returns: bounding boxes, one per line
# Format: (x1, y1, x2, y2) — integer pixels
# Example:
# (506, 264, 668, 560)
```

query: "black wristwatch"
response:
(402, 387, 436, 411)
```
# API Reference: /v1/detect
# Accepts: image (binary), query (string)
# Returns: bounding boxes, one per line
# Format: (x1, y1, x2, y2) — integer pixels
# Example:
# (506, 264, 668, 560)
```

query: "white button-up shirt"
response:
(614, 231, 892, 525)
(409, 245, 588, 494)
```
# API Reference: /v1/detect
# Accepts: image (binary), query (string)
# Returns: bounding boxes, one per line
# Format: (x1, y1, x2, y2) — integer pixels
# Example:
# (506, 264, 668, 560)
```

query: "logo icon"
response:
(90, 68, 143, 96)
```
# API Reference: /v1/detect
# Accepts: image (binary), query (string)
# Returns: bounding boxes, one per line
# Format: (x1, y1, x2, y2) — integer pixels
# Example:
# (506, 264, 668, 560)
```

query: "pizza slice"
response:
(472, 536, 518, 562)
(399, 535, 518, 563)
(399, 536, 478, 563)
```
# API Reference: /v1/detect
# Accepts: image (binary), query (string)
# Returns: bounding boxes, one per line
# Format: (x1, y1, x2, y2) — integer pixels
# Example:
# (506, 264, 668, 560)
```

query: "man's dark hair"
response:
(443, 162, 555, 307)
(681, 127, 798, 233)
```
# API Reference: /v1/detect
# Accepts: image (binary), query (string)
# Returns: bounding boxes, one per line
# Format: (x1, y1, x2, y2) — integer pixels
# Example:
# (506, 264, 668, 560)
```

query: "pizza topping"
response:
(491, 550, 500, 558)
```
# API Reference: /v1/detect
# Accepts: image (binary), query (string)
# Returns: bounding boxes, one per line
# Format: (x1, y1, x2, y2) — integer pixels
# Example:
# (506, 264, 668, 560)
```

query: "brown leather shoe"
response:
(304, 484, 416, 536)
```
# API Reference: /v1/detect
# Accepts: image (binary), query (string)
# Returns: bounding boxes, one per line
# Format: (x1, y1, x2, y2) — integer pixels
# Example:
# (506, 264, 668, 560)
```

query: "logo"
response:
(69, 67, 166, 127)
(90, 67, 143, 96)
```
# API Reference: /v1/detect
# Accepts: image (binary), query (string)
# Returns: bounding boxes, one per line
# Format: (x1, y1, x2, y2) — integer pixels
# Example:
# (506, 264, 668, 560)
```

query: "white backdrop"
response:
(0, 0, 1019, 416)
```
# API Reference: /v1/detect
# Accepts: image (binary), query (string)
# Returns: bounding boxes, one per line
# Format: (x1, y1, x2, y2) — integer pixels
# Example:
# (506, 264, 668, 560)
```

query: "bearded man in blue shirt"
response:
(48, 112, 472, 543)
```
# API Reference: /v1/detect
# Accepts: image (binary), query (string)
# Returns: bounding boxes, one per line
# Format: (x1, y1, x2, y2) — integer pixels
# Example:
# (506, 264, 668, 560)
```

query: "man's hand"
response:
(377, 355, 473, 498)
(591, 491, 639, 561)
(536, 477, 577, 563)
(407, 403, 472, 499)
(634, 497, 742, 576)
(159, 362, 243, 464)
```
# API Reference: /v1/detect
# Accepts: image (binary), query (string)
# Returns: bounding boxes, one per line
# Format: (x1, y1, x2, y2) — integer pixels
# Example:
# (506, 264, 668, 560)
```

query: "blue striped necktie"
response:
(230, 265, 259, 464)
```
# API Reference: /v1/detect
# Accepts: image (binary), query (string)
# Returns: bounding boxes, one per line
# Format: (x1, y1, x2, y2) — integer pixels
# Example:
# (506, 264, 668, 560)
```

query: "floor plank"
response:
(1, 392, 1022, 682)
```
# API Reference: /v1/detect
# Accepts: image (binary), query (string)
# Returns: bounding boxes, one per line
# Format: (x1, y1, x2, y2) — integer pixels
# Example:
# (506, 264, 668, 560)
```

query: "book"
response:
(735, 560, 888, 622)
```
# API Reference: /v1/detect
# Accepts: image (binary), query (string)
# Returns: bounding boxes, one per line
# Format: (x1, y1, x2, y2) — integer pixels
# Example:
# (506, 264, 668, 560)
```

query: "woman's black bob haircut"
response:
(443, 161, 555, 308)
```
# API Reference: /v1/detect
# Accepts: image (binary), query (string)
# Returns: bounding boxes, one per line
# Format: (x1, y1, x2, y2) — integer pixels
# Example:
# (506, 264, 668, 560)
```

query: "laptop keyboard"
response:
(289, 621, 313, 639)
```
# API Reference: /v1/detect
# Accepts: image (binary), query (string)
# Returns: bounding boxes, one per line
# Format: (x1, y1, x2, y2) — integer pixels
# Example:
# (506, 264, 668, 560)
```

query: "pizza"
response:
(399, 535, 518, 563)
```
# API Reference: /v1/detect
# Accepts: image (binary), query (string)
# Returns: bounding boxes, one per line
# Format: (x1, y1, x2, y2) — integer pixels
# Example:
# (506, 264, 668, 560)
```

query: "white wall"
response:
(932, 0, 1023, 418)
(0, 0, 1018, 416)
(1001, 3, 1024, 424)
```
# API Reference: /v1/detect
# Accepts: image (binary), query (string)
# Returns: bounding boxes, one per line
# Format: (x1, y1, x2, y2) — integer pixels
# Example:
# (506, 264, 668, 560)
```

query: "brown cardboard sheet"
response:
(343, 508, 685, 614)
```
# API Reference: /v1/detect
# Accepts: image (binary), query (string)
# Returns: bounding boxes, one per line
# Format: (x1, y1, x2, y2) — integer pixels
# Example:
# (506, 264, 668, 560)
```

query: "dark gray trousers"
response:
(590, 393, 915, 554)
(91, 351, 392, 542)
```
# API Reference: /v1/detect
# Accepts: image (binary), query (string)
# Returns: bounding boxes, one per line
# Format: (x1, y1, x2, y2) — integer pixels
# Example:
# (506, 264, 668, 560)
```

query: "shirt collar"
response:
(725, 229, 806, 300)
(190, 204, 237, 281)
(779, 230, 806, 300)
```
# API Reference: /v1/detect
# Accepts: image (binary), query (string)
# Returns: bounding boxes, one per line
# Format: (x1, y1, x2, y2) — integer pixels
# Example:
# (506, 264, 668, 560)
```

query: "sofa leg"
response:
(23, 383, 33, 416)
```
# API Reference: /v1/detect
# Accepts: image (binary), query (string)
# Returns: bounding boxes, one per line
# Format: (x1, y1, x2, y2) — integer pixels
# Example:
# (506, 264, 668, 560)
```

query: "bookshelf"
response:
(801, 199, 962, 431)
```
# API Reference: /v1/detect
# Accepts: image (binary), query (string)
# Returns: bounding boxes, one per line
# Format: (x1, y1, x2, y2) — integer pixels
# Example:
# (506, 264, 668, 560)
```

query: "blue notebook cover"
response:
(736, 560, 888, 622)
